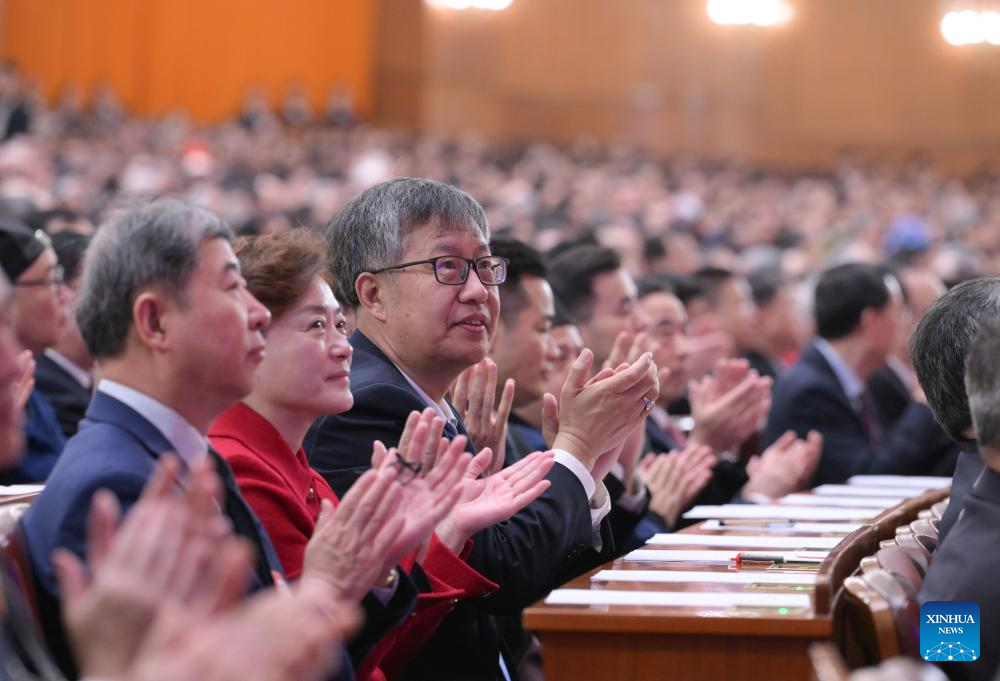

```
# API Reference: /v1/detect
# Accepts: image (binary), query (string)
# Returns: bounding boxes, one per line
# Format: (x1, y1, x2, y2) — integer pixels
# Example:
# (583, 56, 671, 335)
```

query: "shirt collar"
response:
(43, 349, 93, 390)
(813, 338, 865, 403)
(393, 364, 458, 425)
(97, 379, 209, 469)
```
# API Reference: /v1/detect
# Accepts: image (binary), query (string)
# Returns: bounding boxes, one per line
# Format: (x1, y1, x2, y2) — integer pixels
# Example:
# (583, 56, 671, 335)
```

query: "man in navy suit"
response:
(307, 178, 658, 681)
(766, 263, 942, 486)
(909, 277, 1000, 546)
(920, 316, 1000, 681)
(20, 199, 416, 680)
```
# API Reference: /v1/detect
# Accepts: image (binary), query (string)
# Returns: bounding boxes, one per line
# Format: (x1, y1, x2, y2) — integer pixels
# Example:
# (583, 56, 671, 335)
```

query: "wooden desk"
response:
(523, 487, 948, 681)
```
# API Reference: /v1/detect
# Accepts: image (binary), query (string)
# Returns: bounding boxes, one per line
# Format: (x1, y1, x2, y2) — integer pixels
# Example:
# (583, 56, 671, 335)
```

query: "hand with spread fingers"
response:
(53, 455, 255, 681)
(435, 447, 555, 553)
(741, 430, 823, 500)
(12, 349, 34, 412)
(451, 358, 515, 475)
(639, 445, 715, 528)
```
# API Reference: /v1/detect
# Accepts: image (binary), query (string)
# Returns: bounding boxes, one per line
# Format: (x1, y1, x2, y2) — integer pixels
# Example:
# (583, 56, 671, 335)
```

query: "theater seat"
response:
(860, 546, 924, 593)
(834, 568, 921, 668)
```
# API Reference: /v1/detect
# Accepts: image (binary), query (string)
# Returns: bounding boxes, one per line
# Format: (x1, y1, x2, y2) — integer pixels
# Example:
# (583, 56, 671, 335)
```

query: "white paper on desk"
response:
(591, 569, 818, 585)
(683, 505, 884, 521)
(813, 484, 932, 497)
(646, 534, 843, 549)
(0, 484, 43, 496)
(699, 520, 862, 534)
(779, 494, 903, 508)
(545, 588, 811, 609)
(847, 475, 951, 488)
(623, 549, 828, 564)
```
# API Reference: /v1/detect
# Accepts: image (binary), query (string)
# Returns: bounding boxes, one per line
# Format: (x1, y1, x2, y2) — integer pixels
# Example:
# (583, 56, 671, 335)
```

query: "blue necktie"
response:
(443, 419, 459, 440)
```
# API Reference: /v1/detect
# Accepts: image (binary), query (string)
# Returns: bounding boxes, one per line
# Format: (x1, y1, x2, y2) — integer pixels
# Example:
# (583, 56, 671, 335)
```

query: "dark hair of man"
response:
(552, 298, 575, 327)
(747, 266, 784, 308)
(660, 273, 706, 307)
(489, 237, 547, 327)
(911, 277, 1000, 442)
(233, 228, 332, 320)
(636, 273, 677, 301)
(642, 237, 666, 261)
(547, 244, 621, 323)
(813, 263, 892, 340)
(965, 316, 1000, 455)
(693, 266, 737, 308)
(50, 231, 90, 283)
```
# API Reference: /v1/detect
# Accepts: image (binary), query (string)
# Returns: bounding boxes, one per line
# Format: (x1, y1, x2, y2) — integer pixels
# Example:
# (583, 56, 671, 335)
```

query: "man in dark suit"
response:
(919, 316, 1000, 681)
(34, 232, 93, 437)
(766, 263, 943, 486)
(307, 178, 658, 681)
(0, 213, 67, 483)
(20, 200, 416, 680)
(909, 277, 1000, 546)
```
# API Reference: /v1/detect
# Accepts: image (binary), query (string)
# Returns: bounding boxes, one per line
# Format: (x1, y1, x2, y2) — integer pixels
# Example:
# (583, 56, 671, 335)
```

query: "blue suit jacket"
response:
(20, 391, 392, 681)
(1, 389, 66, 484)
(765, 341, 945, 486)
(306, 330, 614, 681)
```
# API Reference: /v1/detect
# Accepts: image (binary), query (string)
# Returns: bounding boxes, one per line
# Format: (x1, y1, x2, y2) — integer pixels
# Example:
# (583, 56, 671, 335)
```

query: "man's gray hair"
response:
(324, 178, 490, 307)
(966, 316, 1000, 453)
(76, 199, 233, 359)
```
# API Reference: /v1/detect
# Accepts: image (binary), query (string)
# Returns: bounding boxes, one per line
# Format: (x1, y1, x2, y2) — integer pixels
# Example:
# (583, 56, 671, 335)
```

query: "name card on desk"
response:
(778, 494, 904, 508)
(847, 475, 951, 488)
(623, 549, 828, 564)
(545, 589, 812, 609)
(813, 484, 933, 497)
(591, 569, 818, 585)
(646, 534, 843, 550)
(683, 505, 884, 521)
(699, 519, 862, 534)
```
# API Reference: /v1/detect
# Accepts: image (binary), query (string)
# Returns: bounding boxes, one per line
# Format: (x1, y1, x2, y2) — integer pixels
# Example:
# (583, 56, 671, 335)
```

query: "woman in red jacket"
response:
(209, 229, 552, 680)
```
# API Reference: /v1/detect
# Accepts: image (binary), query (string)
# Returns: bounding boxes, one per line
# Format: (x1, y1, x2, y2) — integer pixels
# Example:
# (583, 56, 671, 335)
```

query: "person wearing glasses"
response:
(306, 177, 659, 681)
(210, 229, 553, 680)
(0, 212, 68, 483)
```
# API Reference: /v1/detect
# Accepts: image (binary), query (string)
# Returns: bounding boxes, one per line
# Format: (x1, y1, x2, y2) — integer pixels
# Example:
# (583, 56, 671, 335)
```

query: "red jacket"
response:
(209, 401, 497, 680)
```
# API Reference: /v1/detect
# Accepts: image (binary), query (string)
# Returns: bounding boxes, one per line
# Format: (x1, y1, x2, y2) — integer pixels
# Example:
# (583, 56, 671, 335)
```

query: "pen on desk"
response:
(733, 553, 812, 566)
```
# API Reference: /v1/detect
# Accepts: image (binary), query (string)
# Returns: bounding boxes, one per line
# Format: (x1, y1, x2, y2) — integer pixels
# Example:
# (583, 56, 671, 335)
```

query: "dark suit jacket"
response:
(20, 391, 403, 681)
(920, 465, 1000, 681)
(33, 354, 91, 438)
(742, 349, 780, 383)
(938, 446, 983, 548)
(765, 341, 945, 486)
(867, 364, 959, 478)
(306, 331, 615, 681)
(1, 390, 65, 485)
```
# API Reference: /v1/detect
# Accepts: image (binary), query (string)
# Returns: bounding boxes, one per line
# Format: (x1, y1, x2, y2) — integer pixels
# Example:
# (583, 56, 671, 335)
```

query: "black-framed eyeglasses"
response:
(15, 264, 64, 290)
(390, 457, 423, 485)
(368, 255, 509, 286)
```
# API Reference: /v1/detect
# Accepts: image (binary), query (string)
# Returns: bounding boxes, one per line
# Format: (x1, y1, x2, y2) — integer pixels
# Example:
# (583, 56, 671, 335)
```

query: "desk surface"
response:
(523, 484, 948, 681)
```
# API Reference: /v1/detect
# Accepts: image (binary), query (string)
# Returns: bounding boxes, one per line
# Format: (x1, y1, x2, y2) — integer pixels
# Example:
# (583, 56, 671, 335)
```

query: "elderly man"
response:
(766, 263, 942, 485)
(307, 178, 657, 681)
(0, 212, 68, 483)
(21, 199, 455, 680)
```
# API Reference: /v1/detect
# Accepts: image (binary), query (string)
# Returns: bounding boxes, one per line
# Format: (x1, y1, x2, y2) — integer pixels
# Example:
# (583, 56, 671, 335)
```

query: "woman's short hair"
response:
(233, 228, 332, 319)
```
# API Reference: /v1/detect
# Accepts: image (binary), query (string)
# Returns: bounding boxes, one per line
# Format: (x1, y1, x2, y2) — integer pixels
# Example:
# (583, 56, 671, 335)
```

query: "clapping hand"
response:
(639, 445, 715, 527)
(688, 359, 771, 456)
(451, 358, 515, 475)
(742, 430, 823, 500)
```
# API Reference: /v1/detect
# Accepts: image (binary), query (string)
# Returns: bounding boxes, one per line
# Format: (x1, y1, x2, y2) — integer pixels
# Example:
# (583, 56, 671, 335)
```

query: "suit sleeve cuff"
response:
(553, 448, 596, 500)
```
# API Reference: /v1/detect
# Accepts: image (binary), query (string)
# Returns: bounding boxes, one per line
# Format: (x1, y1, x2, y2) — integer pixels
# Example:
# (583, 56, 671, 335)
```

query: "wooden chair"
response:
(814, 526, 877, 615)
(909, 519, 939, 553)
(810, 641, 850, 681)
(894, 534, 932, 575)
(930, 500, 948, 520)
(859, 546, 924, 592)
(833, 568, 921, 668)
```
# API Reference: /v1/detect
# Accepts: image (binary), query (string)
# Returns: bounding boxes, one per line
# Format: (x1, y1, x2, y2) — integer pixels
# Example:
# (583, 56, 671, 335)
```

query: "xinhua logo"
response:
(920, 601, 980, 662)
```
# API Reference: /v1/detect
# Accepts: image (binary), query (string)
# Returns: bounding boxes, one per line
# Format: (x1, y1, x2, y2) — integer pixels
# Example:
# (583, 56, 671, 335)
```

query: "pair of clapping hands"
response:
(55, 457, 356, 681)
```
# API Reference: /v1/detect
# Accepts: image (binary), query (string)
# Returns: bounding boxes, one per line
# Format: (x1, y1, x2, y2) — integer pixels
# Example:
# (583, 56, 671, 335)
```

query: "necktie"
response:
(857, 391, 880, 448)
(443, 419, 459, 440)
(207, 448, 281, 586)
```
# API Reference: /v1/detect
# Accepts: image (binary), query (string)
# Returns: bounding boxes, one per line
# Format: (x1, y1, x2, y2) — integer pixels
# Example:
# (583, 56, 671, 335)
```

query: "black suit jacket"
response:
(938, 446, 983, 548)
(33, 354, 91, 438)
(765, 341, 945, 486)
(920, 466, 1000, 681)
(306, 331, 615, 681)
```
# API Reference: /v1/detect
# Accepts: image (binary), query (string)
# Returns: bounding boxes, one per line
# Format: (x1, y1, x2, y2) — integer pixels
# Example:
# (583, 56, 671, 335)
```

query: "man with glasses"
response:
(307, 178, 658, 681)
(0, 213, 68, 483)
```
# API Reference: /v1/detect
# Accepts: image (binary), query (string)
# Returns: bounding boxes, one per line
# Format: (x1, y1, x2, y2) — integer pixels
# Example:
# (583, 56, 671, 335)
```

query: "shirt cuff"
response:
(590, 482, 612, 549)
(609, 462, 648, 513)
(553, 448, 596, 500)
